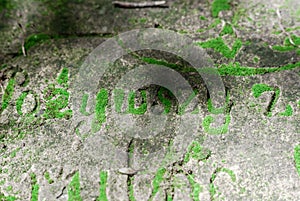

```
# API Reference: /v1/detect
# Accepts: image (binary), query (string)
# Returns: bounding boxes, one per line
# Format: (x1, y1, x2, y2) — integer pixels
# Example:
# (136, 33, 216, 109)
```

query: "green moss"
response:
(286, 26, 300, 32)
(202, 114, 231, 134)
(113, 89, 125, 113)
(284, 35, 300, 46)
(0, 192, 17, 201)
(187, 174, 201, 201)
(24, 33, 51, 51)
(43, 85, 72, 119)
(167, 194, 173, 201)
(140, 56, 300, 77)
(196, 28, 205, 33)
(0, 64, 7, 70)
(128, 177, 135, 201)
(211, 0, 231, 18)
(92, 89, 108, 132)
(140, 57, 183, 72)
(149, 168, 166, 201)
(199, 16, 207, 20)
(220, 23, 234, 36)
(207, 92, 230, 114)
(1, 78, 15, 112)
(279, 104, 293, 116)
(252, 84, 273, 98)
(16, 90, 39, 117)
(139, 18, 147, 24)
(5, 186, 12, 192)
(220, 168, 236, 182)
(253, 56, 260, 63)
(204, 91, 231, 134)
(197, 37, 242, 59)
(128, 90, 147, 115)
(43, 68, 72, 119)
(272, 45, 297, 52)
(184, 141, 211, 163)
(57, 67, 69, 87)
(79, 93, 90, 115)
(232, 8, 247, 26)
(209, 168, 220, 198)
(218, 62, 300, 76)
(208, 18, 221, 29)
(158, 88, 172, 114)
(272, 30, 282, 35)
(9, 148, 20, 158)
(44, 172, 54, 184)
(16, 91, 28, 115)
(252, 84, 280, 117)
(294, 145, 300, 176)
(0, 0, 14, 13)
(272, 35, 300, 52)
(209, 167, 236, 199)
(68, 172, 82, 201)
(98, 171, 108, 201)
(30, 173, 39, 201)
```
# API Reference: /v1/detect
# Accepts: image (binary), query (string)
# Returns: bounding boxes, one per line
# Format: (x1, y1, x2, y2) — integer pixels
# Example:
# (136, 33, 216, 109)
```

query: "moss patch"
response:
(196, 37, 242, 59)
(279, 104, 293, 116)
(44, 172, 54, 184)
(128, 90, 147, 115)
(139, 57, 300, 76)
(23, 33, 51, 53)
(218, 62, 300, 76)
(0, 192, 17, 201)
(43, 68, 72, 119)
(149, 168, 166, 201)
(1, 78, 15, 113)
(57, 67, 69, 87)
(220, 23, 234, 36)
(202, 114, 231, 134)
(128, 176, 135, 201)
(184, 141, 211, 163)
(16, 91, 28, 115)
(272, 35, 300, 52)
(252, 84, 273, 98)
(68, 172, 82, 201)
(211, 0, 231, 18)
(187, 174, 201, 201)
(43, 85, 72, 119)
(158, 88, 172, 114)
(294, 145, 300, 176)
(30, 173, 39, 201)
(98, 171, 108, 201)
(252, 84, 280, 117)
(92, 88, 108, 132)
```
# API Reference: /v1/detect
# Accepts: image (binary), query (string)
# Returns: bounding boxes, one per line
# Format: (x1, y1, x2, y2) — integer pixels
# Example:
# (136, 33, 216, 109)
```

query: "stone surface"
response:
(0, 0, 299, 200)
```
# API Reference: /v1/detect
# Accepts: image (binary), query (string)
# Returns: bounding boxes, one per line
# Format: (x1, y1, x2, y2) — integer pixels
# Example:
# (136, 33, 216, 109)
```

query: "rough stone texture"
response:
(0, 0, 299, 200)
